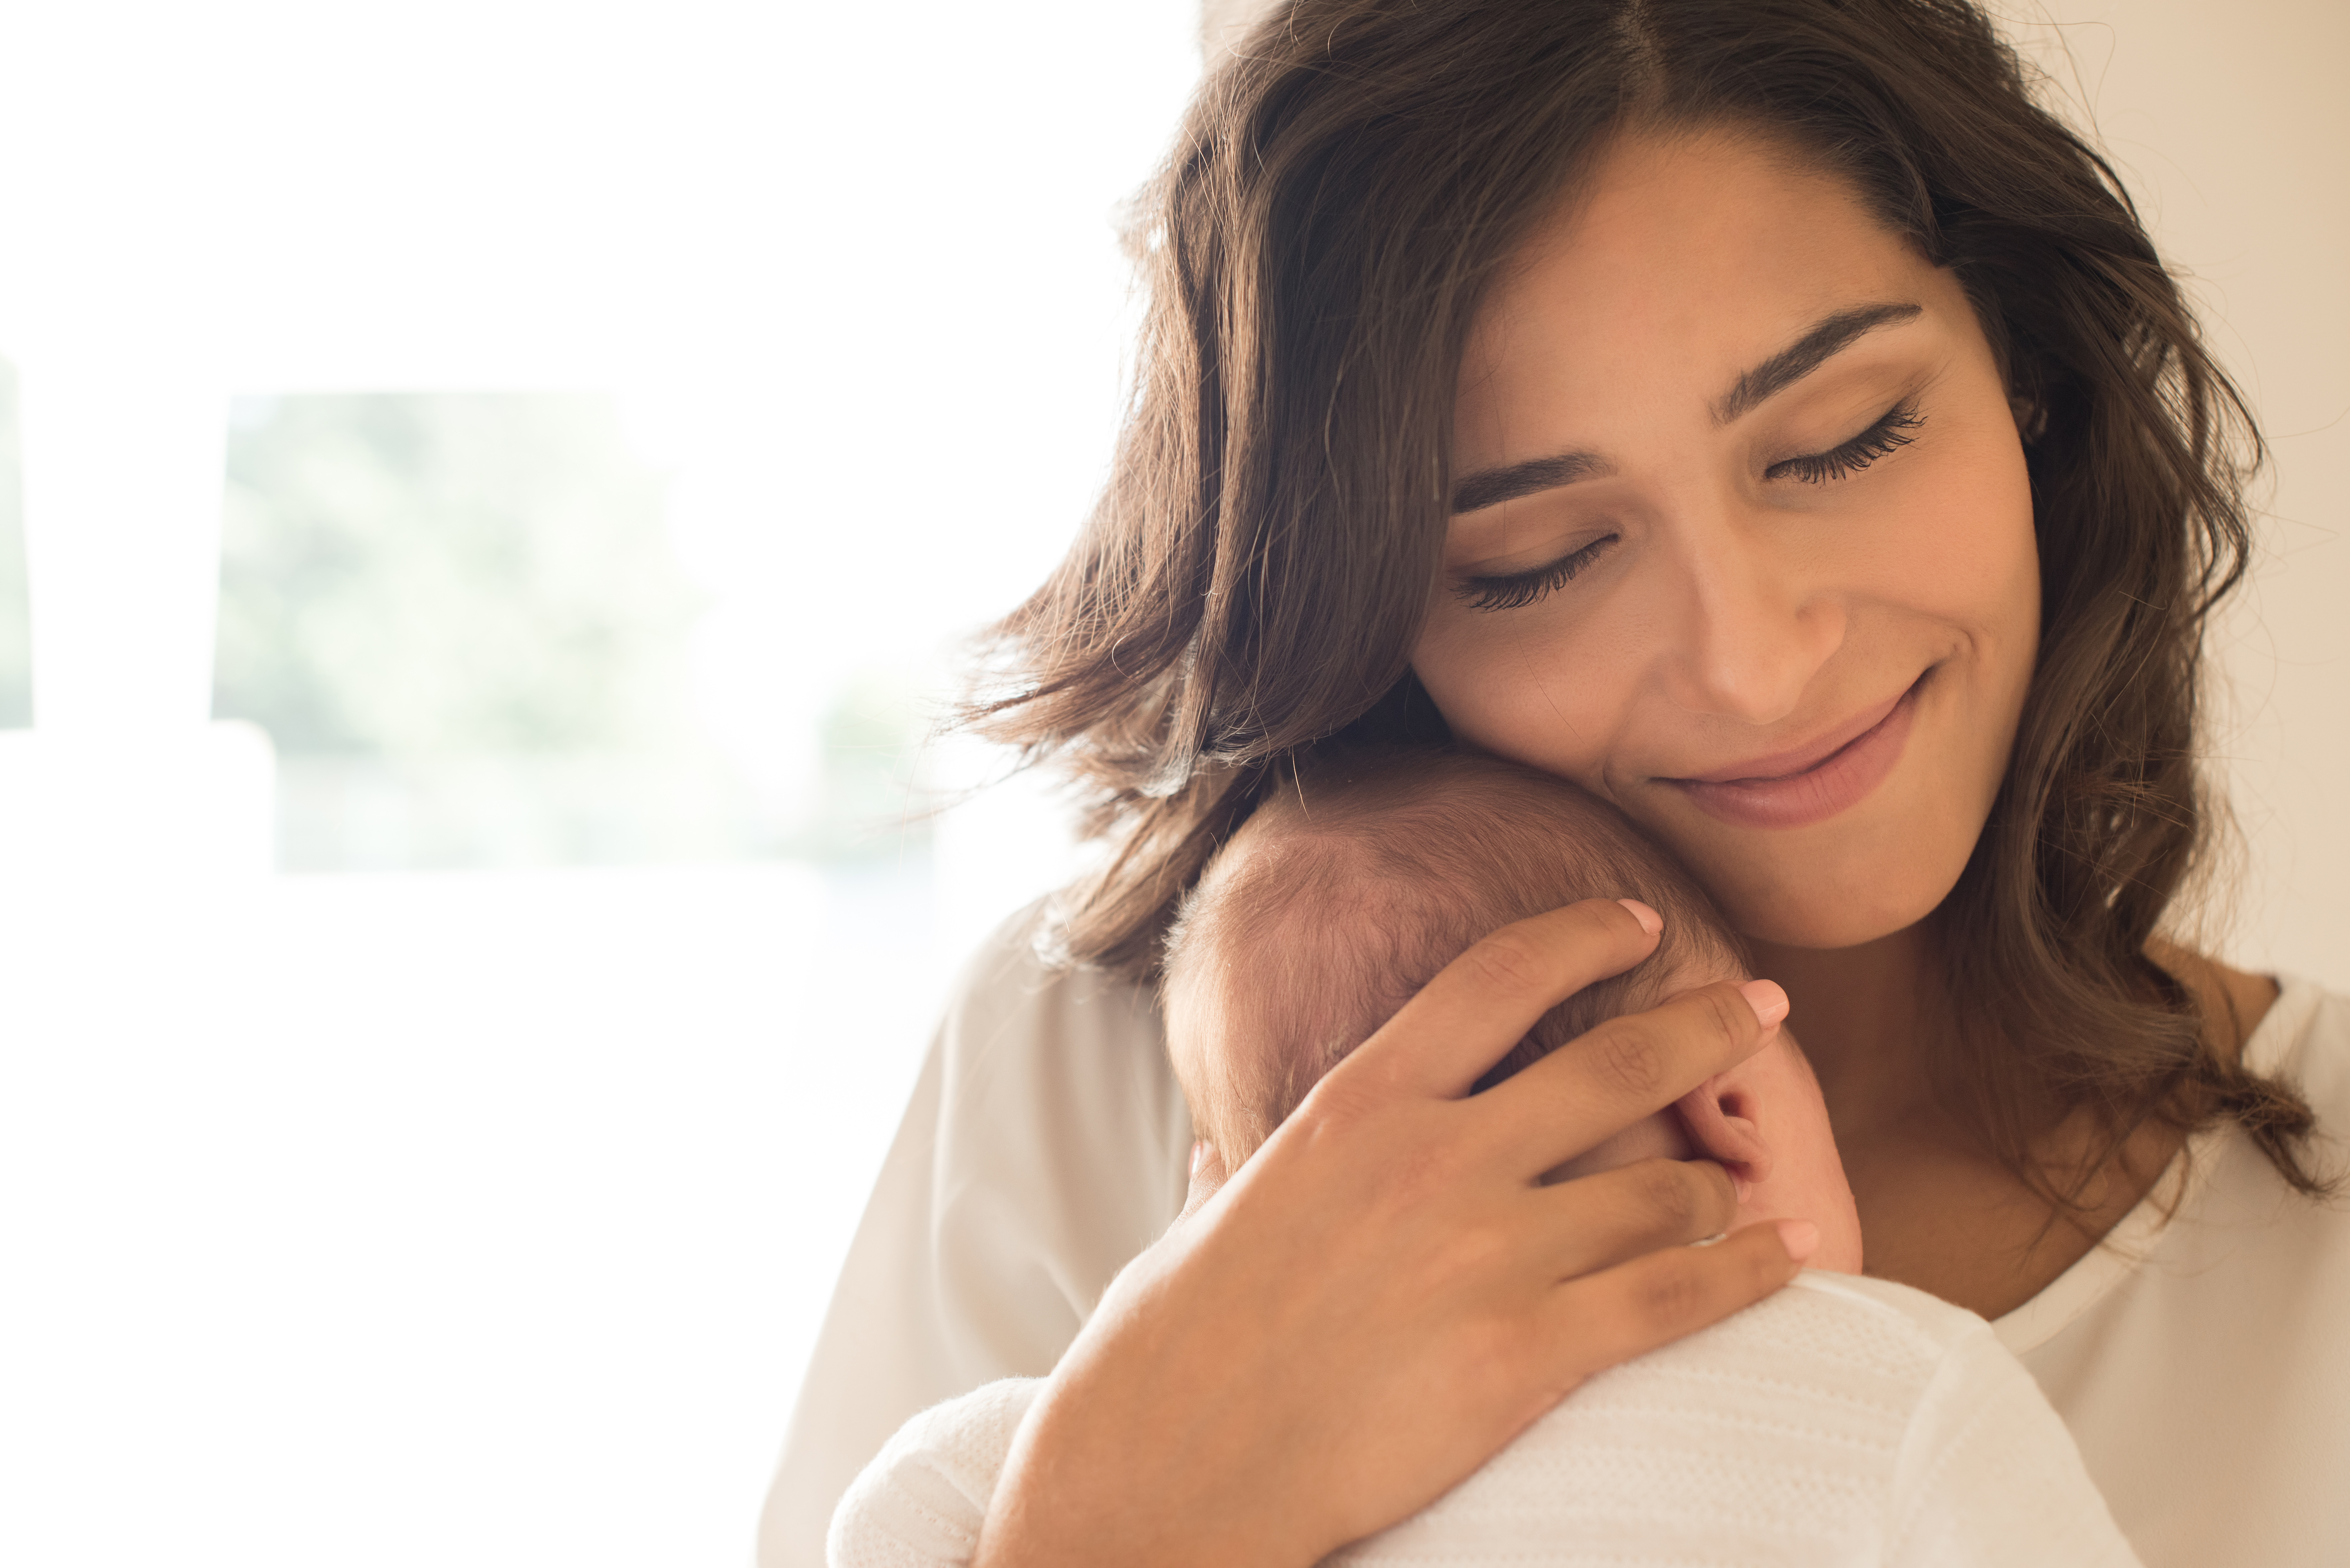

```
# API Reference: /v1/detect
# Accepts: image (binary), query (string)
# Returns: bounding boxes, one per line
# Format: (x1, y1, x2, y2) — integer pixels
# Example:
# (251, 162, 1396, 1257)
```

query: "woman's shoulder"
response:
(925, 895, 1191, 1251)
(936, 897, 1169, 1068)
(1998, 974, 2350, 1566)
(757, 907, 1187, 1568)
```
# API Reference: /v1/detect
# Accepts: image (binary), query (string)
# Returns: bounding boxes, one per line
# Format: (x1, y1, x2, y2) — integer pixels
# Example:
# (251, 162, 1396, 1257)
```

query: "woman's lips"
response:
(1663, 680, 1922, 831)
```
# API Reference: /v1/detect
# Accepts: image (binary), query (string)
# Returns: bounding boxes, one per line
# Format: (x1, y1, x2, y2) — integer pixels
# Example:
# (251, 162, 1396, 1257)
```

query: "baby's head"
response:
(1162, 745, 1862, 1271)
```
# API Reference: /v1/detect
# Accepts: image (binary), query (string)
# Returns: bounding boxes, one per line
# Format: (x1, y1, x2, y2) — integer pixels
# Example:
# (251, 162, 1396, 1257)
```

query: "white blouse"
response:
(756, 905, 2350, 1568)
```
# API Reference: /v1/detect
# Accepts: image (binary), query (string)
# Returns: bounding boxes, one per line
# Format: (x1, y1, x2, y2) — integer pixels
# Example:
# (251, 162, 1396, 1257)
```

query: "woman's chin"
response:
(1708, 862, 1952, 952)
(1656, 793, 1976, 950)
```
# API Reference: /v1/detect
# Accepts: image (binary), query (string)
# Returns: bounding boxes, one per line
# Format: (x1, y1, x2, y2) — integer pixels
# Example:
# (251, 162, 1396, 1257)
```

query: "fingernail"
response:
(1737, 979, 1788, 1028)
(1732, 1173, 1753, 1203)
(1774, 1218, 1820, 1262)
(1616, 898, 1663, 936)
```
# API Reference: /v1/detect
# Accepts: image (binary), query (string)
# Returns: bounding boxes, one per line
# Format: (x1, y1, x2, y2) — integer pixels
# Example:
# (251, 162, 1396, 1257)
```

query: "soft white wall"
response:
(1200, 0, 1274, 60)
(2000, 0, 2350, 988)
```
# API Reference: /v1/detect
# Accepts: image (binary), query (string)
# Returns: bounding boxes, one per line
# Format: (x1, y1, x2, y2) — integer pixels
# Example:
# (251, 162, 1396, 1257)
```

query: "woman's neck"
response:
(1748, 921, 1947, 1144)
(1750, 923, 2052, 1312)
(1748, 919, 2277, 1316)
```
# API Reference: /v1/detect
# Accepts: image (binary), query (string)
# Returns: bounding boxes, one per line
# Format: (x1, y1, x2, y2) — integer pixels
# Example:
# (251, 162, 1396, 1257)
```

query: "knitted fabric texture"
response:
(829, 1272, 2142, 1568)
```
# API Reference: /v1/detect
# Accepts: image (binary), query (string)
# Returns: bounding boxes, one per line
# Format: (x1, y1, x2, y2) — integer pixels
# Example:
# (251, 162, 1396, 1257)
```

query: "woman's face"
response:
(1413, 130, 2039, 950)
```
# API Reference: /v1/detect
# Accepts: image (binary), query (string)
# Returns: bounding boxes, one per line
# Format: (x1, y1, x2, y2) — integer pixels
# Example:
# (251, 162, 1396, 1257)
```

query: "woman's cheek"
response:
(1413, 604, 1630, 792)
(1872, 437, 2036, 636)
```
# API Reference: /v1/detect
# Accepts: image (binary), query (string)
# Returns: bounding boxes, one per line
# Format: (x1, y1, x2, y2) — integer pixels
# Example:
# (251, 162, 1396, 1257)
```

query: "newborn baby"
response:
(830, 747, 2142, 1567)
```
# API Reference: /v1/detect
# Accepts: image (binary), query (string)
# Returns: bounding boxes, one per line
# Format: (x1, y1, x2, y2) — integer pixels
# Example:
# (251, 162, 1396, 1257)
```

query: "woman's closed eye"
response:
(1454, 534, 1618, 612)
(1766, 399, 1924, 485)
(1452, 399, 1929, 613)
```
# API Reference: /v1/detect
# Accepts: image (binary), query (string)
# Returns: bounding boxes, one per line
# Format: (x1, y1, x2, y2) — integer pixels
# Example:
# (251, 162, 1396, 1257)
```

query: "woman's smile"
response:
(1661, 673, 1925, 831)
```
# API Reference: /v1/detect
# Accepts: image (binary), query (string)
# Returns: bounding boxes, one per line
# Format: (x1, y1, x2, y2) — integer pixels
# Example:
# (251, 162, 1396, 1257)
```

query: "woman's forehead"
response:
(1459, 132, 1937, 419)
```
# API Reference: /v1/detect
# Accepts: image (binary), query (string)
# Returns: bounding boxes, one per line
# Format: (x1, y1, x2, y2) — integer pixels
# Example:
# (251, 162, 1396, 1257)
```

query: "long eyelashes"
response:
(1456, 536, 1616, 611)
(1453, 400, 1927, 614)
(1768, 400, 1924, 484)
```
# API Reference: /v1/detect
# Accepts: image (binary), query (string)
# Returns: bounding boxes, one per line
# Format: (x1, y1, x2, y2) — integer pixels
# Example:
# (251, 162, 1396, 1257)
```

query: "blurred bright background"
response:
(0, 2, 2340, 1566)
(0, 2, 1197, 1564)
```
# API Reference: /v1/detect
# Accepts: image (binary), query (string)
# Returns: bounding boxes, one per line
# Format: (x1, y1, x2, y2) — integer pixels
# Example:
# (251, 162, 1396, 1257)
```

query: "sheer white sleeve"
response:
(757, 906, 1190, 1568)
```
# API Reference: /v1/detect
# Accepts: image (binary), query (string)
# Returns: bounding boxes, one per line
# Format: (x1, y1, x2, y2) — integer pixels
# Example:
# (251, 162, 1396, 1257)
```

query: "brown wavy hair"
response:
(966, 0, 2327, 1198)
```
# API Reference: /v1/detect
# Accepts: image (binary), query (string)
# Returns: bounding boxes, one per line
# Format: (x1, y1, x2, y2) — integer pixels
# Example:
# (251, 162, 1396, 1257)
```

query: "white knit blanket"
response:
(828, 1270, 2141, 1568)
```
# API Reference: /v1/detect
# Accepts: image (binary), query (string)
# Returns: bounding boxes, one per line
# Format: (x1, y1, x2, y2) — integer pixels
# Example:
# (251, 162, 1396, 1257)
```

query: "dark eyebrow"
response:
(1450, 450, 1612, 516)
(1712, 301, 1923, 425)
(1447, 300, 1924, 517)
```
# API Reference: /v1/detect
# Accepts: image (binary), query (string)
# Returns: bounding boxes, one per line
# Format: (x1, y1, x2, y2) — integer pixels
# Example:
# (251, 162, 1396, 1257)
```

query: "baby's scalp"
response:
(1161, 744, 1750, 1170)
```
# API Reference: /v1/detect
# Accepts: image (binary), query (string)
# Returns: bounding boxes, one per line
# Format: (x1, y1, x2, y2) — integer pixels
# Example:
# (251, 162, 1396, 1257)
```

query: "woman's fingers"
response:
(1538, 1220, 1813, 1390)
(1524, 1156, 1742, 1281)
(1479, 977, 1786, 1176)
(1348, 898, 1663, 1097)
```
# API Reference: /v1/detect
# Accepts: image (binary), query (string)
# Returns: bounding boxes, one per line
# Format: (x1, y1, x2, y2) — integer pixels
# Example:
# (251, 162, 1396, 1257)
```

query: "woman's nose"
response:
(1656, 504, 1845, 727)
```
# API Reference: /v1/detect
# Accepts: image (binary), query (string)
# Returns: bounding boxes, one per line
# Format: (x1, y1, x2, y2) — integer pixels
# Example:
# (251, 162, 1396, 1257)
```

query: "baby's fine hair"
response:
(1162, 744, 1746, 1167)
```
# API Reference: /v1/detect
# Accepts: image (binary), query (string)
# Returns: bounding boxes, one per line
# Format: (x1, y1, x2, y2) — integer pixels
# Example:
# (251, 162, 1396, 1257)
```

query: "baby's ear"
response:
(1675, 1072, 1772, 1188)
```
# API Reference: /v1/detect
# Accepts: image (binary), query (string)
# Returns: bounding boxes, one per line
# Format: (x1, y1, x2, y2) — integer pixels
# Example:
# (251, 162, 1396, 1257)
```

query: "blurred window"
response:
(213, 393, 928, 872)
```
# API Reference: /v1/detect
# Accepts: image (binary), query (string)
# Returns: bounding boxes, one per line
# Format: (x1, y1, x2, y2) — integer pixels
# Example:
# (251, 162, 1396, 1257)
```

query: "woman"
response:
(764, 2, 2350, 1563)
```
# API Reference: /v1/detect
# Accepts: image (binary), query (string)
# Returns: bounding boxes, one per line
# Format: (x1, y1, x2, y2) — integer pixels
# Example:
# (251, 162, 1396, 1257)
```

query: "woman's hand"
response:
(972, 898, 1811, 1568)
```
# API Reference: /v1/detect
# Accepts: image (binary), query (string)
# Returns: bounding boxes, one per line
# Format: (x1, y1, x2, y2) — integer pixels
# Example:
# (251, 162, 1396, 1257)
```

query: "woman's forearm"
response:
(970, 903, 1812, 1565)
